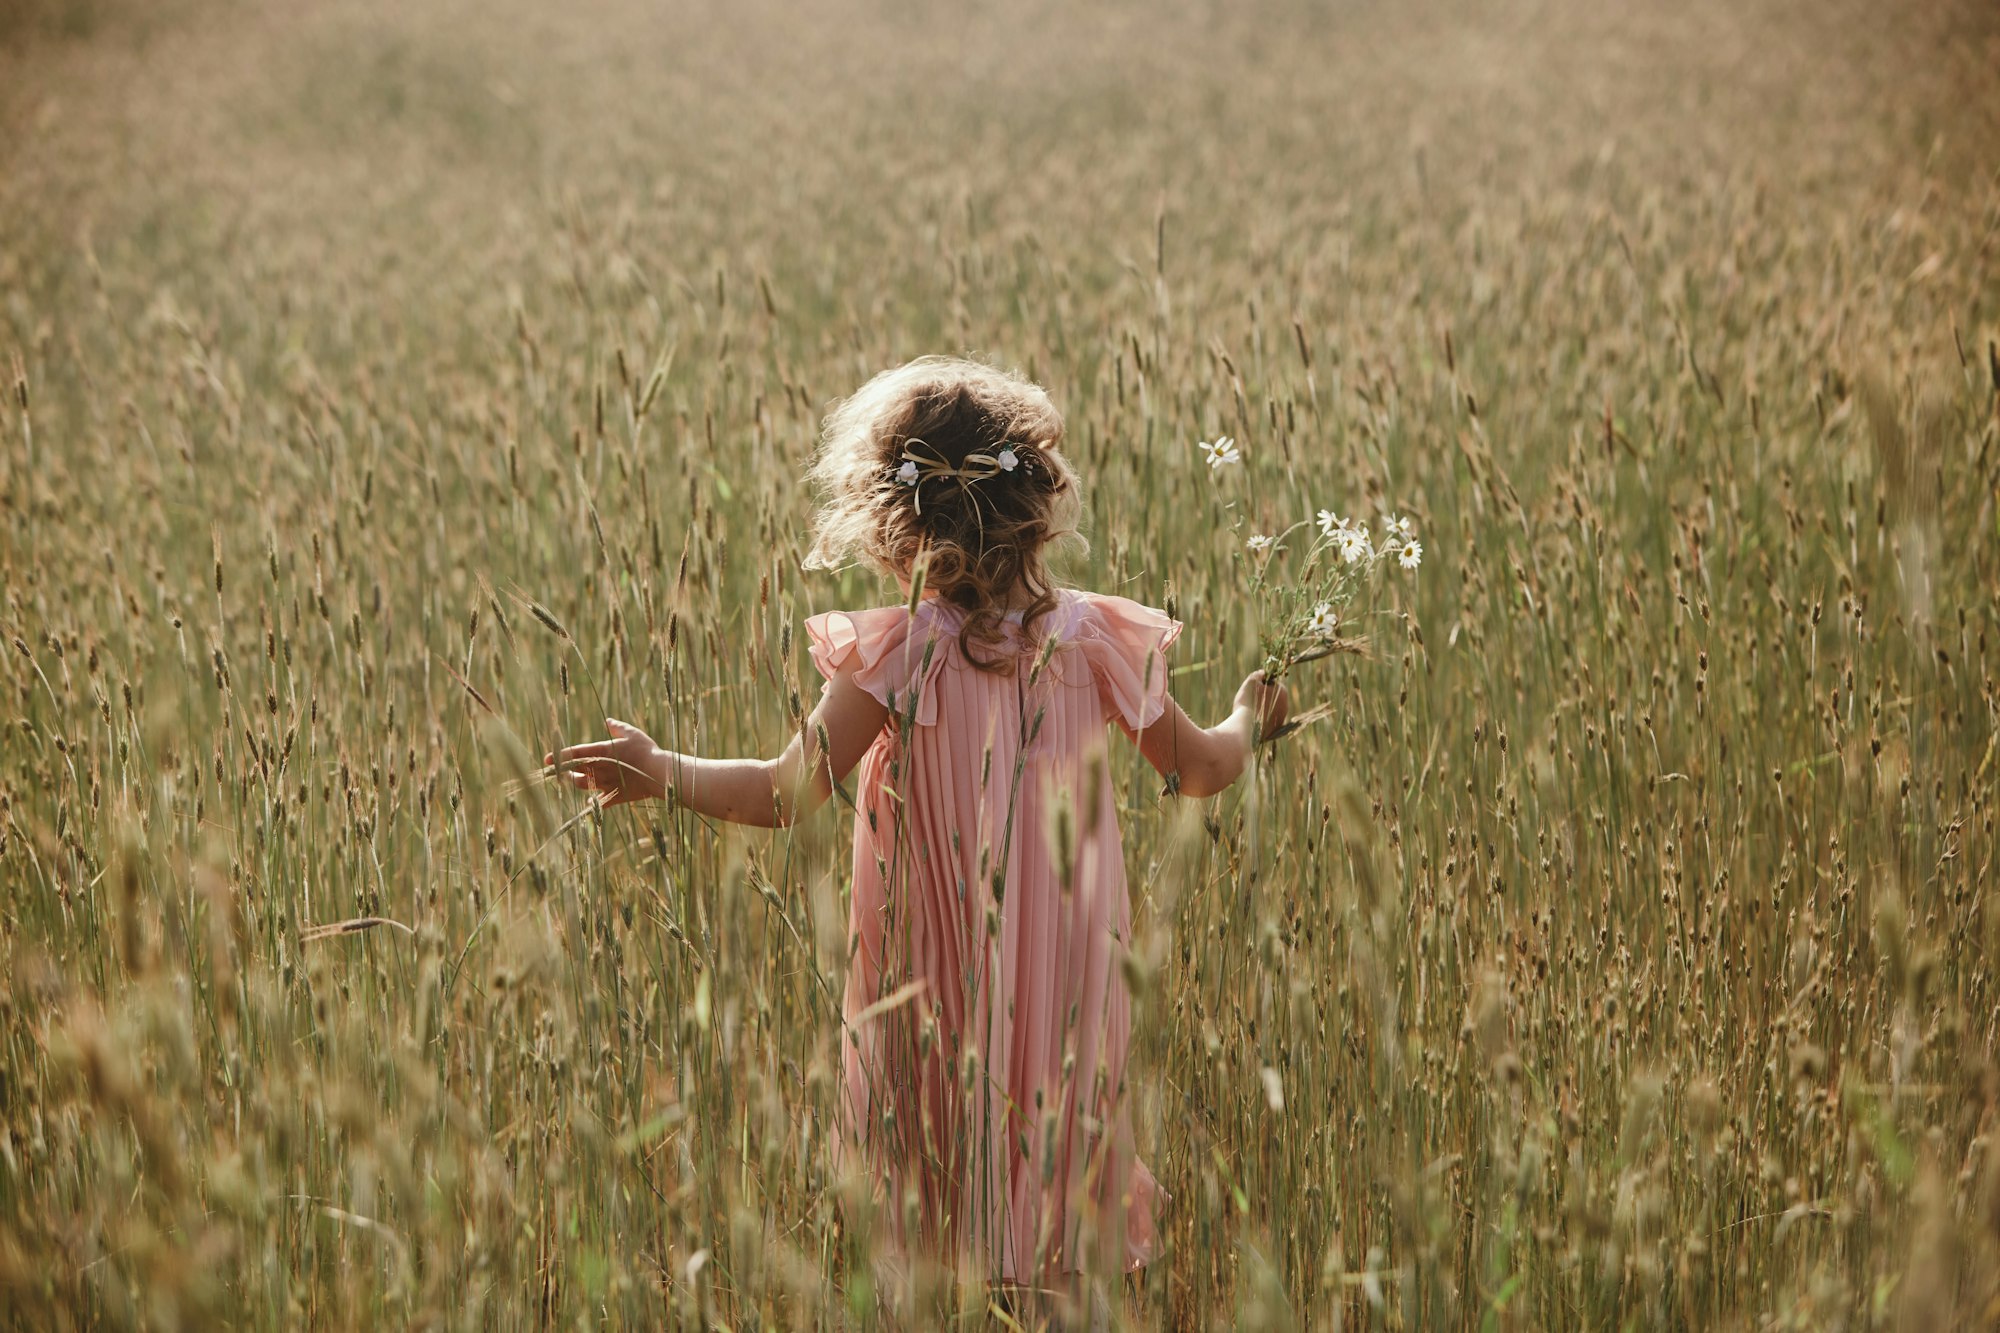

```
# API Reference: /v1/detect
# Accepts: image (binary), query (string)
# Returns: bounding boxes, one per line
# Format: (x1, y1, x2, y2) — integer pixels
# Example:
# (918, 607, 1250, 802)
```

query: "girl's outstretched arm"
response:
(1123, 669, 1289, 798)
(545, 661, 889, 827)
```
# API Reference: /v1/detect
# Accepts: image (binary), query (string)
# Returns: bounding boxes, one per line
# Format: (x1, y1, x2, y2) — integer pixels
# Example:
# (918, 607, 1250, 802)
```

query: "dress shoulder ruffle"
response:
(804, 605, 952, 725)
(1066, 591, 1184, 731)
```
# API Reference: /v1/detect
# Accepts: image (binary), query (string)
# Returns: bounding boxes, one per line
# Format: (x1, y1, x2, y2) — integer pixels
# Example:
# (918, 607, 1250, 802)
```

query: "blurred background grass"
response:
(2, 0, 1998, 1327)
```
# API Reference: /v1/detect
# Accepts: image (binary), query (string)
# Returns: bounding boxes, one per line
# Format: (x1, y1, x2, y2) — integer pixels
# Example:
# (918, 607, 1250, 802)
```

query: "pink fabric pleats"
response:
(805, 588, 1180, 1283)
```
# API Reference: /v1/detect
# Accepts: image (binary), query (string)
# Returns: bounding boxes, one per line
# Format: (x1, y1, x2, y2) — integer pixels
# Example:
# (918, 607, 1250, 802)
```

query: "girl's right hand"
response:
(545, 718, 667, 806)
(1234, 669, 1290, 738)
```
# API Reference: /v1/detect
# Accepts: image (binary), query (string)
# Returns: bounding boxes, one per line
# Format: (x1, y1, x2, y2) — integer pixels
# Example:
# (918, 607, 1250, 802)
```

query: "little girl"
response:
(549, 356, 1287, 1296)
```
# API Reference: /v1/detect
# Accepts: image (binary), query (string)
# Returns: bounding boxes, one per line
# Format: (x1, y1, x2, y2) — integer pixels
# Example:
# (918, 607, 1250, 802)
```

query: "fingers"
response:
(1256, 678, 1289, 728)
(545, 739, 615, 769)
(545, 721, 646, 766)
(555, 754, 651, 787)
(542, 723, 650, 804)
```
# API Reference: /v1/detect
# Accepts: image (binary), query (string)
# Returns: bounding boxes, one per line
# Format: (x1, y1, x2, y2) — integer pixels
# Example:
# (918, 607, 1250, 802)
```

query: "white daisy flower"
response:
(1336, 528, 1373, 565)
(1246, 534, 1274, 554)
(1308, 602, 1338, 636)
(997, 448, 1019, 472)
(895, 460, 920, 486)
(1198, 436, 1241, 470)
(1397, 539, 1423, 570)
(1316, 509, 1351, 538)
(1381, 513, 1413, 541)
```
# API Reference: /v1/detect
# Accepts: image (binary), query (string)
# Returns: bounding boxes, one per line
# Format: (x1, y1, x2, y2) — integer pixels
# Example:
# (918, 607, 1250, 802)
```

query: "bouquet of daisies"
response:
(1243, 506, 1421, 687)
(1195, 434, 1421, 740)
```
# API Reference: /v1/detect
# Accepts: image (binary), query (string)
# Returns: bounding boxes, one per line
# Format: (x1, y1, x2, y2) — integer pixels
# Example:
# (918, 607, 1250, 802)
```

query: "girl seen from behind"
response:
(549, 356, 1288, 1321)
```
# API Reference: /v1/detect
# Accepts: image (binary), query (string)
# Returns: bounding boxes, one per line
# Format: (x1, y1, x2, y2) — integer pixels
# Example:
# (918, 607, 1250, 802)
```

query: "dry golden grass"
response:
(2, 0, 1998, 1327)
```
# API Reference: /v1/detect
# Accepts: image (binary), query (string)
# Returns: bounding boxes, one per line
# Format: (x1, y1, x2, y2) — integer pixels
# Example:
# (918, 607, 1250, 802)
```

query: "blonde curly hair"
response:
(803, 356, 1087, 671)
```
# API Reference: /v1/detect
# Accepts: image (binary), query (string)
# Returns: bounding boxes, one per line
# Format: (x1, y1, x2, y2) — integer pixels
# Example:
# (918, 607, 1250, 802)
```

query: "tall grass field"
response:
(2, 0, 1998, 1326)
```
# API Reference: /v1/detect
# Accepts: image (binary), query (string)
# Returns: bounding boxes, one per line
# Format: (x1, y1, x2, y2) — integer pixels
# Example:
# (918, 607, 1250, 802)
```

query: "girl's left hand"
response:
(545, 718, 666, 806)
(1234, 669, 1291, 738)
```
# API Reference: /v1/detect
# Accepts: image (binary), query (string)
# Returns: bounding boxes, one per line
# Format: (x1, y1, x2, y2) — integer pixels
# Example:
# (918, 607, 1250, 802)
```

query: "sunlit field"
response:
(3, 0, 1998, 1326)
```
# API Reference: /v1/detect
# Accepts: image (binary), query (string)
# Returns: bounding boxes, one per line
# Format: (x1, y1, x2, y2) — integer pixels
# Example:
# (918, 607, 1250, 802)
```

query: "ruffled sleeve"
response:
(1072, 592, 1184, 731)
(804, 605, 950, 726)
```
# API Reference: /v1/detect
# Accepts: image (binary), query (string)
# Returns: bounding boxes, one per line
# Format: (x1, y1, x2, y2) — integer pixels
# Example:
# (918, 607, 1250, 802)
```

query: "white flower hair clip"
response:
(890, 438, 1037, 516)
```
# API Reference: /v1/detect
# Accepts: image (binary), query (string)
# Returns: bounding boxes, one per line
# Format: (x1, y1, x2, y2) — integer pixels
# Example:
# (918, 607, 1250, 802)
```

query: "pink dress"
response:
(805, 587, 1179, 1284)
